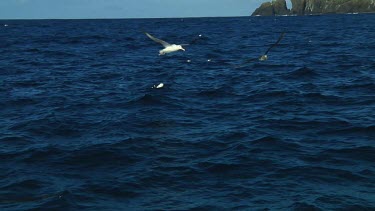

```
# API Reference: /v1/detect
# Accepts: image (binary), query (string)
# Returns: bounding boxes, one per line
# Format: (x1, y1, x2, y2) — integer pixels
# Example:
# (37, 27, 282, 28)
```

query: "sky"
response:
(0, 0, 292, 19)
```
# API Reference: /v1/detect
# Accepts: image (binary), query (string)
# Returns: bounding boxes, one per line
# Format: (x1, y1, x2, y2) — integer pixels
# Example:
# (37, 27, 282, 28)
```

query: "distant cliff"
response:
(252, 0, 289, 16)
(252, 0, 375, 16)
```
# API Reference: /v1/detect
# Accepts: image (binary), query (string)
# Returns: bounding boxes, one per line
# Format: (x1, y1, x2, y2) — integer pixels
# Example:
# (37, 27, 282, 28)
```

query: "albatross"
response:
(236, 32, 285, 68)
(145, 32, 186, 55)
(152, 83, 164, 89)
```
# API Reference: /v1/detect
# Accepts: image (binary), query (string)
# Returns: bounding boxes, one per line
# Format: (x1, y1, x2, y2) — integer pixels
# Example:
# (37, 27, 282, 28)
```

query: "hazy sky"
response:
(0, 0, 293, 19)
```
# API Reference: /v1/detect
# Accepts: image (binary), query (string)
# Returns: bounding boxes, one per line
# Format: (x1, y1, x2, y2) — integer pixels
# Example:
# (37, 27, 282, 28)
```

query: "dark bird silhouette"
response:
(235, 32, 285, 68)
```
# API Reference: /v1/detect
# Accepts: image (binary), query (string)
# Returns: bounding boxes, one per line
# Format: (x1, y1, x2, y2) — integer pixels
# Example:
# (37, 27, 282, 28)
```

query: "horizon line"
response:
(0, 15, 253, 21)
(1, 12, 373, 21)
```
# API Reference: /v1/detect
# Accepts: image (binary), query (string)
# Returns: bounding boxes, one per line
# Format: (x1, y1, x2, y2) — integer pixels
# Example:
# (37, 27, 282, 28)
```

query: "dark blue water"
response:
(1, 14, 375, 210)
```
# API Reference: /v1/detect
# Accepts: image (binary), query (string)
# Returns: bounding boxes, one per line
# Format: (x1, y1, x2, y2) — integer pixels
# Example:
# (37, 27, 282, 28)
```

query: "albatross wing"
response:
(234, 32, 286, 68)
(145, 32, 171, 47)
(264, 32, 285, 55)
(234, 57, 259, 68)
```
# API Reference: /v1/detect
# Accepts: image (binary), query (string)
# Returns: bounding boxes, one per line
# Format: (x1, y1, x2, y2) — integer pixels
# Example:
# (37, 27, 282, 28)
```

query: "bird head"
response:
(179, 45, 185, 51)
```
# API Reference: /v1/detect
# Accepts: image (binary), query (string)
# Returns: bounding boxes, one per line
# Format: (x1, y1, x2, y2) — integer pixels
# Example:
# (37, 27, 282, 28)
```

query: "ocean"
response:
(0, 14, 374, 210)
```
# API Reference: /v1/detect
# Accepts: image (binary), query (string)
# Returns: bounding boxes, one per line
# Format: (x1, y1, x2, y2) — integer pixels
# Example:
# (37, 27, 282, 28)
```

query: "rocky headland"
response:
(252, 0, 375, 16)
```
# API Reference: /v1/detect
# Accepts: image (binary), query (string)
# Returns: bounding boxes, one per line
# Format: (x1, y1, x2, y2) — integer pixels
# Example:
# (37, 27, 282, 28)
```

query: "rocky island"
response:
(252, 0, 375, 16)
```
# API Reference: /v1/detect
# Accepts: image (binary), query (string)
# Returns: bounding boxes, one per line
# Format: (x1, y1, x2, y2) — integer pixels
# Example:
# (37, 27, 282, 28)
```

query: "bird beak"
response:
(182, 48, 185, 51)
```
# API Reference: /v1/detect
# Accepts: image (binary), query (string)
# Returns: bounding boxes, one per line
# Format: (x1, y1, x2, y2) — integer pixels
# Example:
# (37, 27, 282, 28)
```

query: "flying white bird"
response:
(145, 32, 186, 55)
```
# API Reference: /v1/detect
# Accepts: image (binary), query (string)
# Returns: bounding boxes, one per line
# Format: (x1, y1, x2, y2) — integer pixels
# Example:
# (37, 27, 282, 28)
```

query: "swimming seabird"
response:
(235, 32, 285, 68)
(152, 83, 164, 89)
(145, 32, 186, 55)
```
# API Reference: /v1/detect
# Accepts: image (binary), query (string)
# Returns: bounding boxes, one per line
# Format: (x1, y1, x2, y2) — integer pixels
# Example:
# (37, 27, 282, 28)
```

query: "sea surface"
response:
(0, 14, 374, 210)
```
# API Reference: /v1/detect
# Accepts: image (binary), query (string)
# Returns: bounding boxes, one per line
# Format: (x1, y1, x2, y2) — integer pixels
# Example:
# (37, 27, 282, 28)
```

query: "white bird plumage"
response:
(156, 83, 164, 89)
(152, 83, 164, 89)
(145, 32, 185, 55)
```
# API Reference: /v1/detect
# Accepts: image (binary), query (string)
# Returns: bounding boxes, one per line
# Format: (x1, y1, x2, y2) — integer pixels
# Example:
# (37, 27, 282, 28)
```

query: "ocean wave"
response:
(1, 16, 375, 210)
(320, 146, 375, 163)
(286, 66, 319, 79)
(128, 94, 164, 105)
(290, 202, 322, 211)
(319, 125, 375, 136)
(0, 136, 34, 150)
(268, 166, 365, 183)
(196, 87, 235, 98)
